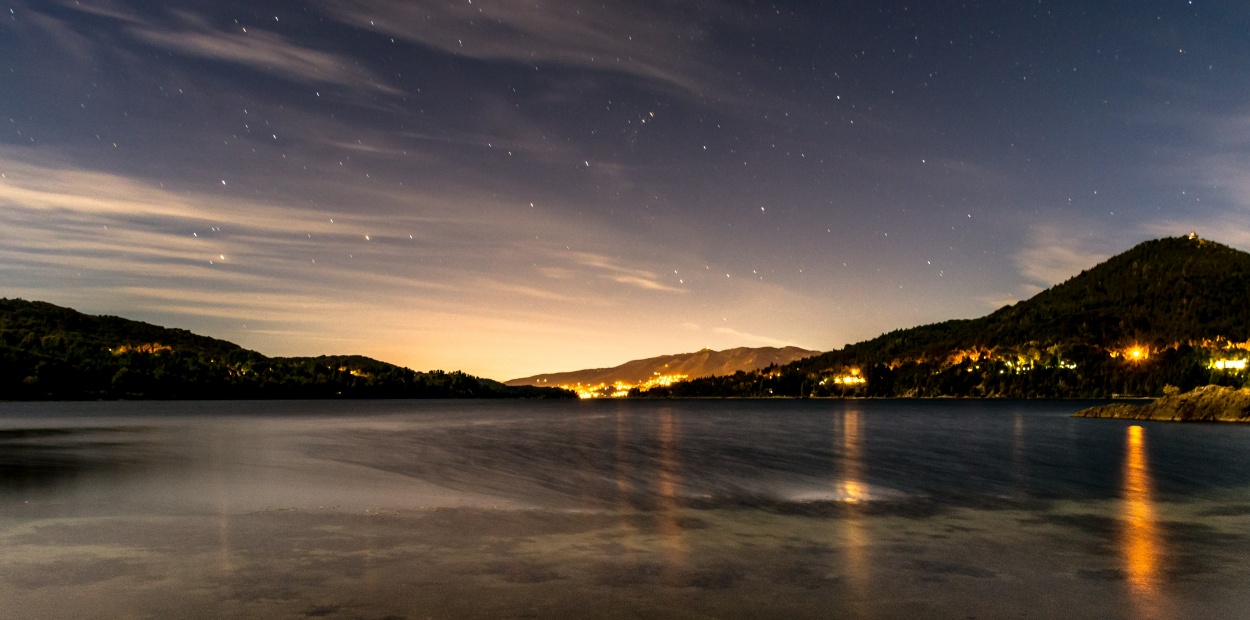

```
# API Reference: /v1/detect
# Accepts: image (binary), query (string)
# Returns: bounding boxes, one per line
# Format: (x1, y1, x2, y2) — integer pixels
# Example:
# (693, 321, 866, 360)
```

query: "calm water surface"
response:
(3, 399, 1250, 619)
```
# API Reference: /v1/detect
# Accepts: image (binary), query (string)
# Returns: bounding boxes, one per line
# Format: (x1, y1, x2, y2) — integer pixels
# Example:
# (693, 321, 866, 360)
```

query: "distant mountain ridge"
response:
(0, 298, 573, 400)
(641, 236, 1250, 398)
(506, 346, 819, 389)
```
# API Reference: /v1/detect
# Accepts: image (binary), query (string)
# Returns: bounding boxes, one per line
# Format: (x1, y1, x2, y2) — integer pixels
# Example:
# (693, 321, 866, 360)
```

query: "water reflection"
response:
(615, 410, 634, 510)
(840, 409, 868, 503)
(613, 409, 640, 571)
(837, 408, 870, 611)
(1122, 425, 1166, 618)
(210, 435, 234, 575)
(1012, 412, 1026, 490)
(8, 401, 1250, 619)
(656, 409, 685, 566)
(0, 427, 153, 494)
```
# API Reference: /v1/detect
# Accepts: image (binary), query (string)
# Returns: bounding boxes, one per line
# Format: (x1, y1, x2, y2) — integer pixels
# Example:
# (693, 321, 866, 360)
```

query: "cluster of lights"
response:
(946, 349, 992, 365)
(1003, 360, 1034, 372)
(1197, 338, 1248, 348)
(111, 343, 174, 355)
(821, 368, 866, 386)
(560, 373, 690, 399)
(555, 338, 1250, 400)
(945, 349, 1088, 373)
(1212, 359, 1248, 371)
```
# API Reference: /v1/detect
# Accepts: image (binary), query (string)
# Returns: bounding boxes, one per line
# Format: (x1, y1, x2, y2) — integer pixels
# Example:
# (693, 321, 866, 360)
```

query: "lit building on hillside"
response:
(820, 367, 866, 386)
(1212, 359, 1248, 371)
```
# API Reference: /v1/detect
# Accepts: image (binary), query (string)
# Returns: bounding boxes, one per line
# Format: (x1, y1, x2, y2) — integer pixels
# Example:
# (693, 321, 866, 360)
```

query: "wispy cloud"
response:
(129, 14, 401, 94)
(1184, 115, 1250, 224)
(0, 150, 707, 377)
(51, 0, 146, 24)
(1129, 108, 1250, 250)
(1013, 225, 1111, 289)
(567, 251, 684, 293)
(322, 0, 728, 98)
(711, 327, 801, 348)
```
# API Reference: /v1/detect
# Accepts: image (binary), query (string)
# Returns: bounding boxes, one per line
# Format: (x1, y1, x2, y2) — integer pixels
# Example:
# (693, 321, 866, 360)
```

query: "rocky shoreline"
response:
(1075, 385, 1250, 422)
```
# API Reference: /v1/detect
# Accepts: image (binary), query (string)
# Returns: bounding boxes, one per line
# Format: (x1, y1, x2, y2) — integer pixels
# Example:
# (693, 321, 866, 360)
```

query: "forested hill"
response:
(0, 299, 573, 400)
(506, 346, 818, 391)
(639, 236, 1250, 398)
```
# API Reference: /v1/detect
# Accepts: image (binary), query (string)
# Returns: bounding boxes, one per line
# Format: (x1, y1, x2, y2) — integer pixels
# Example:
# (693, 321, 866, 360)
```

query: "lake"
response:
(3, 399, 1250, 619)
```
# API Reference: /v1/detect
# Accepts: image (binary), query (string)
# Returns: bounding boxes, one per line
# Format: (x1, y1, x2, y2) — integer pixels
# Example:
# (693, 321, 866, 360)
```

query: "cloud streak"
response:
(129, 15, 401, 94)
(567, 252, 684, 293)
(0, 151, 726, 376)
(1013, 225, 1111, 289)
(711, 326, 802, 348)
(321, 0, 730, 98)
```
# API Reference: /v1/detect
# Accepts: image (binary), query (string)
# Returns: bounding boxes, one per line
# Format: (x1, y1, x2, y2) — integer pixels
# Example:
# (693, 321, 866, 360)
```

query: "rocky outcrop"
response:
(1075, 385, 1250, 422)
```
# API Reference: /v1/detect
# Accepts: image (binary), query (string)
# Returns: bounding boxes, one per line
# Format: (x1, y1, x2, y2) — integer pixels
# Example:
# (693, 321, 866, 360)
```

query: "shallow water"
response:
(3, 399, 1250, 619)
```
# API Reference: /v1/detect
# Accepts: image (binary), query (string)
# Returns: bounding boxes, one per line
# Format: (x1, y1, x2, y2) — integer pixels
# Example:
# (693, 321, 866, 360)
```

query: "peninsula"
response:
(1075, 385, 1250, 422)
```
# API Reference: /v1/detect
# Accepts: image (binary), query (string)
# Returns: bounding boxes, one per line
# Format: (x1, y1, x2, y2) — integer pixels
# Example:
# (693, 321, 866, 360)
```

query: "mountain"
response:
(506, 346, 819, 396)
(0, 298, 573, 400)
(640, 236, 1250, 398)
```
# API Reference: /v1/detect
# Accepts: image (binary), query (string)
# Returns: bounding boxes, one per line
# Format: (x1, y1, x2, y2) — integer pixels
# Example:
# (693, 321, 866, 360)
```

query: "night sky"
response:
(3, 1, 1247, 380)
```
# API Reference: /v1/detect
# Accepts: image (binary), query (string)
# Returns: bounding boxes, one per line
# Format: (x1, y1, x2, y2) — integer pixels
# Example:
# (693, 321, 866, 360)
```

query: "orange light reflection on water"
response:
(840, 410, 868, 503)
(838, 408, 870, 611)
(1122, 424, 1167, 618)
(615, 410, 634, 508)
(612, 409, 642, 576)
(656, 409, 686, 566)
